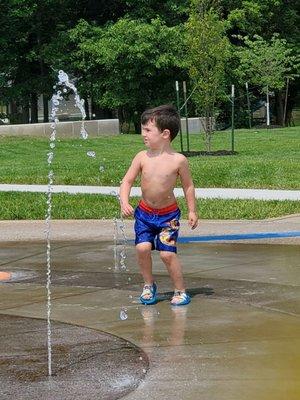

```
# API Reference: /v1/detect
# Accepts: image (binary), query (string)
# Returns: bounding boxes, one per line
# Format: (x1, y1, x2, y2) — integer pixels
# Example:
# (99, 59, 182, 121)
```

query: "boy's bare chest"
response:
(141, 157, 178, 181)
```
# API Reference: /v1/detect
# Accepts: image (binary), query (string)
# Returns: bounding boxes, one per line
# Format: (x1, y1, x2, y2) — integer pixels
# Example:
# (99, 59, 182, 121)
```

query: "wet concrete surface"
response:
(0, 315, 148, 400)
(0, 240, 299, 399)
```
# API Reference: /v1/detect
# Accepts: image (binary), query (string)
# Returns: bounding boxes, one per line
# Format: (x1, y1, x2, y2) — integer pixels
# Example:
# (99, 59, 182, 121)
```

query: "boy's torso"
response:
(140, 150, 180, 208)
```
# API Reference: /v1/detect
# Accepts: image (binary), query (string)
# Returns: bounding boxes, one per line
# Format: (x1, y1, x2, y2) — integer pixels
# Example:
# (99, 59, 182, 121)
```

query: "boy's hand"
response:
(121, 203, 134, 217)
(188, 211, 198, 229)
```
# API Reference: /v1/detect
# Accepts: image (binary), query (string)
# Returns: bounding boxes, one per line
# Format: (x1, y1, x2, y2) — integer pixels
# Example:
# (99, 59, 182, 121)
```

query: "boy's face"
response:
(141, 120, 170, 149)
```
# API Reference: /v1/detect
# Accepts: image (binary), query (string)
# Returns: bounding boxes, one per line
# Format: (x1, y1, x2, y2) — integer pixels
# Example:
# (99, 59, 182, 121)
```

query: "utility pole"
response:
(175, 81, 183, 152)
(283, 77, 290, 127)
(245, 82, 251, 129)
(231, 84, 235, 153)
(266, 85, 270, 127)
(183, 81, 190, 152)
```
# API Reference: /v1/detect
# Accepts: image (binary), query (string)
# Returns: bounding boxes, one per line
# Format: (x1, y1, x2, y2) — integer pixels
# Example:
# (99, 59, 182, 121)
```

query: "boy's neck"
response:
(148, 142, 173, 154)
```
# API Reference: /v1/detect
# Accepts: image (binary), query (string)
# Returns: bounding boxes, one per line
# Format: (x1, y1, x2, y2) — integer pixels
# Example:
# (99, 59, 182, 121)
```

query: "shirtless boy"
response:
(119, 104, 198, 306)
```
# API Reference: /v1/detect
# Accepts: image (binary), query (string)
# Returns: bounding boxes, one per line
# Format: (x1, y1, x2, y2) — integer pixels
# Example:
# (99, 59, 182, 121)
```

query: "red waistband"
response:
(139, 200, 178, 215)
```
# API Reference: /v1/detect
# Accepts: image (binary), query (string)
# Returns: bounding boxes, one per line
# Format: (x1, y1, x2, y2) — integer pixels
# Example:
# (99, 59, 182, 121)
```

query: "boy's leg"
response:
(137, 242, 157, 303)
(136, 242, 154, 285)
(160, 251, 185, 291)
(160, 251, 190, 305)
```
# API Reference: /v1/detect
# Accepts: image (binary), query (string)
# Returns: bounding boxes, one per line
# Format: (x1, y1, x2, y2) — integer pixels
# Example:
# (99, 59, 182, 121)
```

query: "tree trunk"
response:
(9, 101, 17, 124)
(9, 102, 29, 123)
(30, 93, 38, 123)
(84, 97, 90, 120)
(133, 112, 141, 134)
(43, 95, 49, 122)
(117, 107, 125, 133)
(204, 113, 212, 152)
(22, 103, 30, 124)
(275, 90, 284, 126)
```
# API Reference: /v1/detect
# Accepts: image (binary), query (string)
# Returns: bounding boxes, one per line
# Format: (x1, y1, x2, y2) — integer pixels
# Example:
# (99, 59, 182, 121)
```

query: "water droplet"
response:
(47, 152, 53, 163)
(120, 308, 128, 321)
(87, 151, 96, 158)
(58, 70, 68, 83)
(80, 127, 88, 139)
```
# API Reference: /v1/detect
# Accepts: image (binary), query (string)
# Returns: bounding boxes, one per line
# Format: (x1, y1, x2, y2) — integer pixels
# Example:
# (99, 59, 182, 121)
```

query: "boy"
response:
(119, 104, 198, 306)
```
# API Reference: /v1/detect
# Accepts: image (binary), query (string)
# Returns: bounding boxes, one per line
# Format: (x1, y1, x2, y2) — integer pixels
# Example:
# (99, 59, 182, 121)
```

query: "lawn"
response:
(0, 126, 299, 220)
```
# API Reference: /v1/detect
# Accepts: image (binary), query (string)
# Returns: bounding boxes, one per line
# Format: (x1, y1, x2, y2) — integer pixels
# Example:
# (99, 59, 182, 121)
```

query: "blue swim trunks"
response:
(134, 200, 181, 253)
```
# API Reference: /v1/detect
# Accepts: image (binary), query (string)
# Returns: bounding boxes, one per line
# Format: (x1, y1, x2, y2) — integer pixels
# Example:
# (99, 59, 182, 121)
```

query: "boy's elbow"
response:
(184, 183, 195, 193)
(120, 177, 134, 188)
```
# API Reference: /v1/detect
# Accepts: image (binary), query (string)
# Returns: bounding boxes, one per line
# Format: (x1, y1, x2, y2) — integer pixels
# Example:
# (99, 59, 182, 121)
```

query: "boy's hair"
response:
(141, 104, 180, 141)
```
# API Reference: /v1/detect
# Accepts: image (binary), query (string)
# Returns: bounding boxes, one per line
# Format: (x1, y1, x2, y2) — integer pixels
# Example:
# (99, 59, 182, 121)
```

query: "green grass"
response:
(1, 126, 299, 189)
(0, 126, 299, 220)
(0, 192, 299, 220)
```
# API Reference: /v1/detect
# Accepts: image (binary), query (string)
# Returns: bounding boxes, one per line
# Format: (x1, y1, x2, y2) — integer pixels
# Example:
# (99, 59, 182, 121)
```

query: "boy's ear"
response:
(162, 129, 171, 139)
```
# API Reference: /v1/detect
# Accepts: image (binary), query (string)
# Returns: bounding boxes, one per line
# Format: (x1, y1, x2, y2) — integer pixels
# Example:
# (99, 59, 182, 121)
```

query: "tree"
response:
(221, 0, 300, 44)
(61, 18, 185, 132)
(123, 0, 189, 26)
(186, 0, 230, 151)
(0, 0, 83, 123)
(221, 0, 300, 126)
(235, 34, 300, 125)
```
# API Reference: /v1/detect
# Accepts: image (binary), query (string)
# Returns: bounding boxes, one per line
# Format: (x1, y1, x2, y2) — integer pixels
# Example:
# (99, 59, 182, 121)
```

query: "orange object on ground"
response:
(0, 271, 11, 281)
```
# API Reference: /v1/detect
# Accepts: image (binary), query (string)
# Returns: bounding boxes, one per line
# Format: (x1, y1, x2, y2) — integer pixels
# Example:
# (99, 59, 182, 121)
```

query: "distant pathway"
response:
(0, 184, 299, 201)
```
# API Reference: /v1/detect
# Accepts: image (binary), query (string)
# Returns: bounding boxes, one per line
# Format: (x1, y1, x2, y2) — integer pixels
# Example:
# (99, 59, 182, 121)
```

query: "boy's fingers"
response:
(122, 207, 134, 217)
(189, 218, 198, 229)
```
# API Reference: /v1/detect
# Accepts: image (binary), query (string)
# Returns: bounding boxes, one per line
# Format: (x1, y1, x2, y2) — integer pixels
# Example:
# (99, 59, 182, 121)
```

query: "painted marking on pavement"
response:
(178, 231, 300, 243)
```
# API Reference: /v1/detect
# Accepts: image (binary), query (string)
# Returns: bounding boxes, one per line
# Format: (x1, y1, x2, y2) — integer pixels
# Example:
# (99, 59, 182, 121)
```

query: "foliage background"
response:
(0, 0, 299, 129)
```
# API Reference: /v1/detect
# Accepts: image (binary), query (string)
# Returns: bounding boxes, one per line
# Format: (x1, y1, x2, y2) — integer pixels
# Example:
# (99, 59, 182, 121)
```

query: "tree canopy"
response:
(0, 0, 299, 128)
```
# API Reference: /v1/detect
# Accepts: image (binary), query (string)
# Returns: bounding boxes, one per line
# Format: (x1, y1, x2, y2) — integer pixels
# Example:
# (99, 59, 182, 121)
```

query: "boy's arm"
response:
(178, 155, 198, 229)
(119, 152, 143, 216)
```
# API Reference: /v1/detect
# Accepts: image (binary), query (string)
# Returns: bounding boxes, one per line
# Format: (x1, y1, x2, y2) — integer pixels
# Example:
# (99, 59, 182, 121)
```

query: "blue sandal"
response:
(171, 291, 191, 306)
(140, 282, 157, 305)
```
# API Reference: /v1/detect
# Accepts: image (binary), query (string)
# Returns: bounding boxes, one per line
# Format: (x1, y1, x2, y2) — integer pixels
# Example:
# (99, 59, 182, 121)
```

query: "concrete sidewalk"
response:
(1, 214, 300, 244)
(1, 184, 300, 201)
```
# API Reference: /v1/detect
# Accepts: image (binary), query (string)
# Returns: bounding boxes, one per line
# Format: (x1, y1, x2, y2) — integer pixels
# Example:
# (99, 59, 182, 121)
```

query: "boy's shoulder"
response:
(133, 150, 147, 159)
(171, 150, 188, 163)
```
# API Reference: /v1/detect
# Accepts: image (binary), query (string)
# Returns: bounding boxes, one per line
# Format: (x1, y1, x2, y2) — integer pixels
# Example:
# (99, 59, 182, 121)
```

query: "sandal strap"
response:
(141, 287, 152, 296)
(173, 290, 186, 298)
(141, 283, 156, 299)
(171, 291, 190, 305)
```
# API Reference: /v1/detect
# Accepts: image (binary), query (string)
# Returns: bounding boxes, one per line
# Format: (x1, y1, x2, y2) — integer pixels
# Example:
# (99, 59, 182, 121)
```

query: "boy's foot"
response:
(140, 282, 157, 305)
(171, 291, 191, 306)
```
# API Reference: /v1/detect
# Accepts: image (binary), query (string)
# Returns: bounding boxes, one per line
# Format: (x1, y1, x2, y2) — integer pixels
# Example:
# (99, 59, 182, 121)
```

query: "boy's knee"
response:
(136, 242, 152, 257)
(160, 251, 175, 264)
